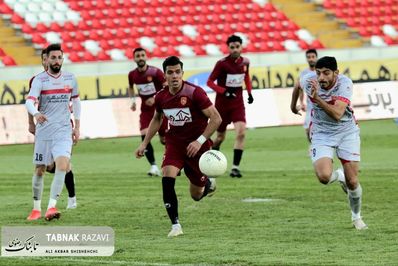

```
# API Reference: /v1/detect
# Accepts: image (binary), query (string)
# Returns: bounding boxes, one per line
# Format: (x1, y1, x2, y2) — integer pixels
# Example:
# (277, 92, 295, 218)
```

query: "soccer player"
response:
(128, 47, 167, 176)
(25, 44, 81, 221)
(297, 56, 367, 230)
(207, 34, 253, 178)
(28, 48, 77, 210)
(290, 49, 318, 142)
(135, 56, 222, 237)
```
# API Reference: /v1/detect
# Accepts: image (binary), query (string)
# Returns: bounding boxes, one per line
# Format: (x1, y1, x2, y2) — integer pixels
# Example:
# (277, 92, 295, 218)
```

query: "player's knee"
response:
(315, 170, 332, 185)
(346, 176, 358, 190)
(191, 195, 202, 201)
(35, 166, 46, 176)
(236, 130, 245, 141)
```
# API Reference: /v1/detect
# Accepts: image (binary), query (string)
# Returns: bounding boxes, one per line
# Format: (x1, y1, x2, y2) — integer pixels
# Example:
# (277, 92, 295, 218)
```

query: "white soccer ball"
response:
(199, 150, 227, 177)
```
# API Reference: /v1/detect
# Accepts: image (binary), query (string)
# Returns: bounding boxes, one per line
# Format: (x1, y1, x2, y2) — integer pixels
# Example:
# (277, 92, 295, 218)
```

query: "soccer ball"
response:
(199, 150, 227, 177)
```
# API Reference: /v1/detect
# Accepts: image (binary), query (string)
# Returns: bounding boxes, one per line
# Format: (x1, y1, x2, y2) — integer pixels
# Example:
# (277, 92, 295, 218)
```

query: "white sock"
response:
(47, 198, 57, 209)
(232, 165, 239, 170)
(33, 200, 41, 211)
(348, 184, 362, 221)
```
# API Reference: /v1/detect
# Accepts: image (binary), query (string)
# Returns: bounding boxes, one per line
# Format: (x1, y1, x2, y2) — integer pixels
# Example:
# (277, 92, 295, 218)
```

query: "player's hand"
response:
(28, 123, 36, 135)
(224, 88, 236, 99)
(145, 97, 155, 107)
(186, 141, 201, 158)
(135, 144, 147, 158)
(310, 79, 319, 100)
(34, 113, 47, 124)
(290, 104, 302, 116)
(248, 93, 254, 104)
(72, 128, 80, 145)
(130, 102, 136, 111)
(300, 103, 307, 112)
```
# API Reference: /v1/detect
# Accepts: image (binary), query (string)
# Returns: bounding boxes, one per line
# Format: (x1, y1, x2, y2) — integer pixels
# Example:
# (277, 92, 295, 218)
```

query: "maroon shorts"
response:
(162, 140, 212, 187)
(139, 110, 168, 136)
(215, 100, 246, 132)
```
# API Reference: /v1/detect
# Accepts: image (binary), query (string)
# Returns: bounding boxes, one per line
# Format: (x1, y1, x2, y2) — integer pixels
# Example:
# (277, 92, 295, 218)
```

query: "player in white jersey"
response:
(290, 49, 317, 142)
(28, 48, 77, 210)
(297, 56, 367, 230)
(25, 44, 81, 221)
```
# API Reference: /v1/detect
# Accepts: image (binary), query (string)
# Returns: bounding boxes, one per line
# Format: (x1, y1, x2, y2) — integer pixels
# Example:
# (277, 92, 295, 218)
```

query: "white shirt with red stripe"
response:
(300, 73, 357, 133)
(27, 71, 79, 140)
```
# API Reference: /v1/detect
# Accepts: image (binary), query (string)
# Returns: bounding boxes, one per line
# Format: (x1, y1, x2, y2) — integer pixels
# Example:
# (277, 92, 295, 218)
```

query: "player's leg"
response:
(28, 140, 51, 220)
(141, 125, 160, 176)
(158, 116, 168, 145)
(311, 143, 344, 185)
(337, 130, 367, 229)
(65, 162, 77, 209)
(212, 105, 229, 150)
(162, 165, 183, 237)
(230, 121, 246, 178)
(45, 139, 72, 221)
(212, 130, 226, 150)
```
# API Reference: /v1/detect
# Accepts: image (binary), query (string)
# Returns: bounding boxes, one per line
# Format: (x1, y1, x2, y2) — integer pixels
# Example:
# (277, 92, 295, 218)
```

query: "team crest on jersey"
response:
(180, 96, 187, 106)
(147, 76, 153, 82)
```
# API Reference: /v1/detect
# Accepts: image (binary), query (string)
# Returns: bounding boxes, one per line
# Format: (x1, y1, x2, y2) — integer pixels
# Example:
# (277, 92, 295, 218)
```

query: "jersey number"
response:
(312, 148, 316, 158)
(35, 153, 43, 161)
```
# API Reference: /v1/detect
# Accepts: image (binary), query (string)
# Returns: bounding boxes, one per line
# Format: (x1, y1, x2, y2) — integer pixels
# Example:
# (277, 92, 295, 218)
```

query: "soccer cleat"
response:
(207, 178, 217, 197)
(67, 197, 77, 209)
(27, 209, 41, 221)
(167, 224, 183, 237)
(353, 218, 368, 230)
(230, 168, 242, 178)
(45, 207, 60, 221)
(336, 168, 347, 194)
(148, 165, 161, 176)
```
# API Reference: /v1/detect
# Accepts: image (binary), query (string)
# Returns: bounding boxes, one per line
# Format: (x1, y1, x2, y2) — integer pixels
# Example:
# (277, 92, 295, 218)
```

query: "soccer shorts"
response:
(310, 128, 360, 163)
(216, 101, 246, 132)
(33, 138, 72, 165)
(162, 140, 212, 187)
(139, 110, 168, 136)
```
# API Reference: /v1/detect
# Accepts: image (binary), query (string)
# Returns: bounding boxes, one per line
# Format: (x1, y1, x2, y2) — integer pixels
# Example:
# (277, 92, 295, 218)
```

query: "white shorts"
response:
(33, 138, 72, 165)
(310, 128, 360, 163)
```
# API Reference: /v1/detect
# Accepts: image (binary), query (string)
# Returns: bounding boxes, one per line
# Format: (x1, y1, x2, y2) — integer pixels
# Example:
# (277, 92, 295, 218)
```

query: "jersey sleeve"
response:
(154, 92, 163, 113)
(207, 61, 226, 94)
(193, 87, 213, 110)
(334, 77, 353, 104)
(128, 71, 134, 87)
(71, 75, 79, 98)
(300, 72, 315, 95)
(244, 60, 252, 93)
(27, 76, 42, 101)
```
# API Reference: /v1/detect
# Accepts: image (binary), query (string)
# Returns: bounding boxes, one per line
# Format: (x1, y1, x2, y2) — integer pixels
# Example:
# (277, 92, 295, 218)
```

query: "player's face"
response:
(306, 53, 317, 68)
(316, 67, 339, 89)
(47, 51, 63, 74)
(228, 42, 242, 58)
(165, 64, 183, 90)
(134, 51, 147, 68)
(41, 54, 48, 70)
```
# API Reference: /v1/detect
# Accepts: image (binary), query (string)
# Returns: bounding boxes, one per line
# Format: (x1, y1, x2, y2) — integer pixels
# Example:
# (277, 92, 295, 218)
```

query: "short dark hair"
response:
(226, 34, 242, 45)
(306, 49, 317, 56)
(133, 47, 146, 55)
(46, 43, 63, 55)
(162, 56, 183, 72)
(315, 56, 338, 71)
(41, 48, 47, 59)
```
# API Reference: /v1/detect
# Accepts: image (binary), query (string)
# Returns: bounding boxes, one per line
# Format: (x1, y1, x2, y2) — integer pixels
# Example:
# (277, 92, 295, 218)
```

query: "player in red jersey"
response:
(135, 56, 222, 237)
(128, 47, 167, 176)
(207, 34, 254, 178)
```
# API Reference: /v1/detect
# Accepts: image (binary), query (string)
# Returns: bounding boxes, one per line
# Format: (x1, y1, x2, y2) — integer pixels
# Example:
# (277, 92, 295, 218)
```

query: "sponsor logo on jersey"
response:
(226, 74, 245, 87)
(163, 108, 192, 126)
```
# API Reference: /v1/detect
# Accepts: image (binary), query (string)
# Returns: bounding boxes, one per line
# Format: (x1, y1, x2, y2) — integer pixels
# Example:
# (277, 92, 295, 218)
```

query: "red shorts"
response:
(215, 98, 246, 132)
(162, 140, 212, 187)
(139, 110, 168, 136)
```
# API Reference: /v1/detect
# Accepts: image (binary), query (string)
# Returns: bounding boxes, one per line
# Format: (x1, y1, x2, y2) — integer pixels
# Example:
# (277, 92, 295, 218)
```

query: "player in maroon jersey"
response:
(135, 56, 222, 237)
(207, 34, 254, 178)
(128, 47, 168, 176)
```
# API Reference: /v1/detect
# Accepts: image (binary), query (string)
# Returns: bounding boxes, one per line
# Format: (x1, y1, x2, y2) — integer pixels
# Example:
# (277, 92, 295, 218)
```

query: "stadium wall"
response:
(1, 81, 397, 145)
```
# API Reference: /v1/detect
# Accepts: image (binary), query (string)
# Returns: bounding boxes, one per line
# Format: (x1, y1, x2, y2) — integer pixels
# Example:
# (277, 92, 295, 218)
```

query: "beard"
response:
(137, 60, 146, 68)
(49, 64, 61, 73)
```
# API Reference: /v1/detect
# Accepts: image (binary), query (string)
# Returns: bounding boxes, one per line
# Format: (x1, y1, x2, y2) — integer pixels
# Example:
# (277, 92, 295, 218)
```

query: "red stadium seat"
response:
(2, 56, 17, 66)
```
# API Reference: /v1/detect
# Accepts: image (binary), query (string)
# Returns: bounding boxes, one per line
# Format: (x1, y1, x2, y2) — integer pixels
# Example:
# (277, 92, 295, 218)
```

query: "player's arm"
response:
(310, 79, 348, 121)
(25, 78, 47, 124)
(28, 113, 36, 135)
(128, 84, 137, 111)
(135, 110, 163, 158)
(206, 62, 226, 94)
(72, 96, 81, 144)
(245, 63, 254, 104)
(290, 78, 303, 115)
(186, 105, 222, 158)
